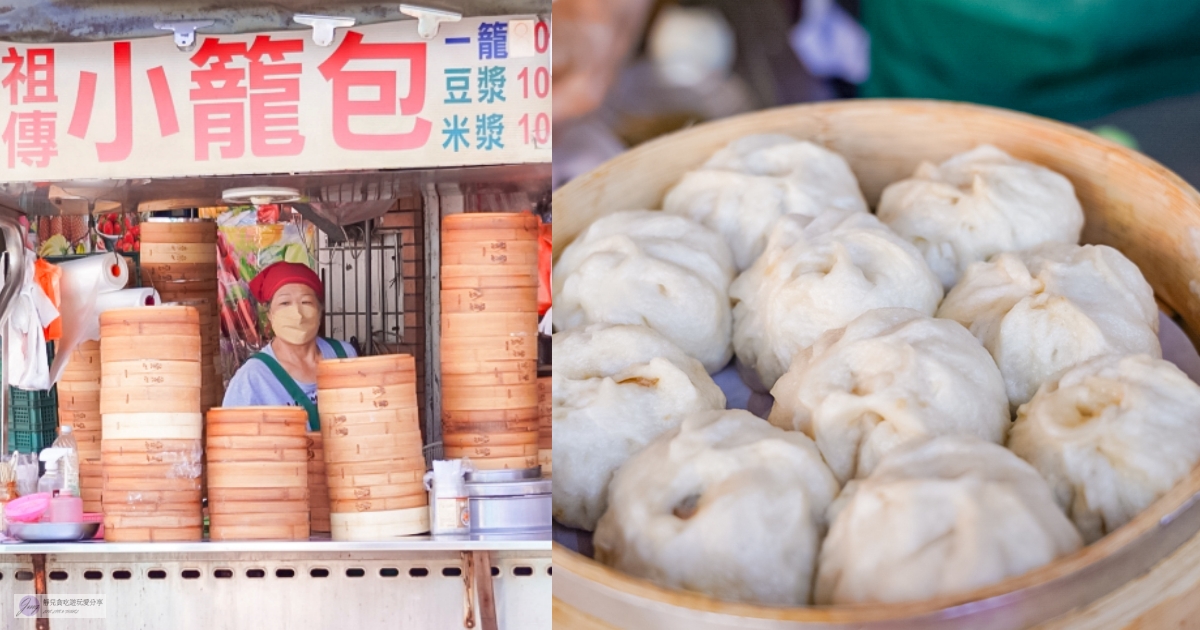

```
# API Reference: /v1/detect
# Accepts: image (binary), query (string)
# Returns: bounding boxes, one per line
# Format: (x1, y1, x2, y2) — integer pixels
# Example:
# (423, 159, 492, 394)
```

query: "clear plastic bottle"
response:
(51, 427, 80, 498)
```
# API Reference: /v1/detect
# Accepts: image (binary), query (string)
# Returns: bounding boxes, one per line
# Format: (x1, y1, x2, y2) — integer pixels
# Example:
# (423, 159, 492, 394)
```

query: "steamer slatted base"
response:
(440, 213, 541, 470)
(317, 355, 429, 540)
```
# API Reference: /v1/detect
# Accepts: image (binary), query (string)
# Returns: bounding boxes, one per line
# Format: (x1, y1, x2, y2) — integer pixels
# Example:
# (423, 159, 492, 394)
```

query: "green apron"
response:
(250, 338, 348, 432)
(861, 0, 1200, 122)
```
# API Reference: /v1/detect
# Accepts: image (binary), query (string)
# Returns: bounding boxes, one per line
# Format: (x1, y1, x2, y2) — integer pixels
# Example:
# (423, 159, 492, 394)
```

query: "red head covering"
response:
(249, 262, 324, 304)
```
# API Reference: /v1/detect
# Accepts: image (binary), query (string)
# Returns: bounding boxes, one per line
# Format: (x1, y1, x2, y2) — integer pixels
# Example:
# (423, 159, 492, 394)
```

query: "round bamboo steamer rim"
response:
(442, 407, 540, 424)
(142, 267, 218, 283)
(320, 430, 423, 450)
(101, 370, 203, 388)
(468, 455, 539, 470)
(441, 226, 538, 243)
(102, 489, 201, 505)
(210, 524, 309, 541)
(102, 501, 201, 515)
(101, 438, 202, 455)
(101, 449, 202, 467)
(57, 379, 101, 392)
(441, 395, 540, 412)
(325, 469, 424, 489)
(441, 247, 539, 266)
(441, 331, 535, 348)
(101, 359, 202, 379)
(101, 411, 202, 427)
(319, 396, 419, 415)
(441, 344, 536, 363)
(317, 354, 416, 377)
(208, 486, 309, 503)
(324, 421, 422, 439)
(60, 390, 100, 405)
(326, 460, 426, 480)
(441, 359, 537, 377)
(443, 430, 540, 447)
(320, 408, 420, 428)
(440, 262, 538, 279)
(442, 371, 537, 388)
(315, 369, 417, 390)
(100, 338, 201, 363)
(440, 274, 539, 290)
(443, 419, 540, 435)
(104, 511, 202, 529)
(441, 238, 540, 254)
(442, 383, 539, 399)
(206, 461, 306, 488)
(155, 280, 219, 292)
(141, 244, 217, 264)
(330, 506, 429, 540)
(101, 462, 202, 479)
(442, 212, 539, 231)
(331, 494, 428, 514)
(441, 312, 538, 337)
(61, 409, 101, 422)
(210, 511, 309, 527)
(327, 481, 428, 501)
(208, 421, 311, 438)
(100, 385, 202, 406)
(102, 415, 203, 440)
(444, 442, 539, 459)
(139, 220, 217, 242)
(206, 448, 308, 463)
(100, 305, 199, 327)
(441, 290, 539, 314)
(103, 477, 201, 492)
(208, 406, 308, 432)
(322, 443, 425, 465)
(207, 435, 310, 450)
(99, 321, 209, 338)
(102, 527, 203, 542)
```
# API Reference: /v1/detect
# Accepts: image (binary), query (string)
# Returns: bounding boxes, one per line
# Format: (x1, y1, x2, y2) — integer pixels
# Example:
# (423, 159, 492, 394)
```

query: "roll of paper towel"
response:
(48, 253, 130, 383)
(97, 288, 160, 313)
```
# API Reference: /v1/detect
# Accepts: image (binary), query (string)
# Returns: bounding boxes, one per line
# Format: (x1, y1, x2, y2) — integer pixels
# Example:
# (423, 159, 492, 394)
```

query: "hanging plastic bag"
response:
(34, 258, 63, 341)
(6, 250, 58, 390)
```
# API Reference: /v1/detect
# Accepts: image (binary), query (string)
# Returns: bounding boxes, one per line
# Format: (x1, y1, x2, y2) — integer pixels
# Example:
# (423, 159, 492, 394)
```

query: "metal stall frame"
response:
(0, 538, 551, 629)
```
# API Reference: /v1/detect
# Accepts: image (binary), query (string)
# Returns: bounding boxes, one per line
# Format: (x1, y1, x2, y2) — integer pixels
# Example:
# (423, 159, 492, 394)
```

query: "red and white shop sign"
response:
(0, 16, 551, 182)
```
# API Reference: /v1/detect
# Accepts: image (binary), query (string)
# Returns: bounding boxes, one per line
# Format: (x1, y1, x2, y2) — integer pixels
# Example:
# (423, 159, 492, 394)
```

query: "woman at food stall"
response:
(223, 261, 356, 430)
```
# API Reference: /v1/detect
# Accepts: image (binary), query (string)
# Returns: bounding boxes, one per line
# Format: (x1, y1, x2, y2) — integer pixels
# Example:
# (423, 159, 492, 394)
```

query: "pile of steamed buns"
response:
(551, 136, 1200, 606)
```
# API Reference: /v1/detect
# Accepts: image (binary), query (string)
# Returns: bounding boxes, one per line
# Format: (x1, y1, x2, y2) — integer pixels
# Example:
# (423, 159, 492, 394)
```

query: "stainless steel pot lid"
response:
(464, 466, 541, 483)
(466, 478, 552, 498)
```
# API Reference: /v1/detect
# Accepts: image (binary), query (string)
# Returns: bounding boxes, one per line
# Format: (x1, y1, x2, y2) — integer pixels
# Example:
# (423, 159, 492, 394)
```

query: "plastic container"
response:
(47, 490, 83, 523)
(52, 427, 80, 497)
(4, 492, 51, 523)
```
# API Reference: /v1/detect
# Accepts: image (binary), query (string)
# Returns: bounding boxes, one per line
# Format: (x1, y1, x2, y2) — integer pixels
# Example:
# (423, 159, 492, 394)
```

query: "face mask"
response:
(271, 303, 321, 345)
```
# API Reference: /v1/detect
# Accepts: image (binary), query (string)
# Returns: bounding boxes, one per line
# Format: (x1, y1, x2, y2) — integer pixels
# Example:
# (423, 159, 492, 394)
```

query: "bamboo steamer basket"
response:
(443, 443, 538, 459)
(330, 495, 426, 512)
(210, 524, 309, 541)
(551, 99, 1200, 629)
(442, 408, 539, 424)
(538, 449, 551, 476)
(104, 527, 202, 542)
(470, 455, 538, 470)
(442, 359, 537, 377)
(441, 227, 539, 243)
(442, 371, 537, 388)
(443, 429, 540, 447)
(321, 408, 419, 428)
(325, 466, 424, 487)
(139, 220, 217, 243)
(208, 487, 308, 502)
(101, 413, 202, 440)
(444, 419, 540, 435)
(330, 507, 429, 540)
(441, 287, 540, 314)
(327, 482, 426, 502)
(140, 243, 217, 265)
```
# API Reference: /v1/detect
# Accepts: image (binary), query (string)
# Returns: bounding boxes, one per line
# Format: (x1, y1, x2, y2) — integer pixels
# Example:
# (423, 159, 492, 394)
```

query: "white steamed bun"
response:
(554, 210, 736, 373)
(552, 323, 726, 531)
(663, 134, 868, 270)
(594, 409, 839, 605)
(937, 242, 1160, 410)
(877, 144, 1084, 289)
(1009, 354, 1200, 543)
(769, 308, 1010, 484)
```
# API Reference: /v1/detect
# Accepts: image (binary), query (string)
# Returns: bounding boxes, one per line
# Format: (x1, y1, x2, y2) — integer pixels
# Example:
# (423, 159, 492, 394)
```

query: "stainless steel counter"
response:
(0, 532, 552, 555)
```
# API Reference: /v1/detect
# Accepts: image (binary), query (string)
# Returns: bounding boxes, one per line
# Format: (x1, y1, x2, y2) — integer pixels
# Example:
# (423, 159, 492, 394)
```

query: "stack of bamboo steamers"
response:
(538, 375, 552, 474)
(139, 220, 223, 411)
(317, 355, 429, 540)
(206, 407, 309, 540)
(440, 212, 540, 470)
(99, 306, 204, 542)
(59, 340, 103, 512)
